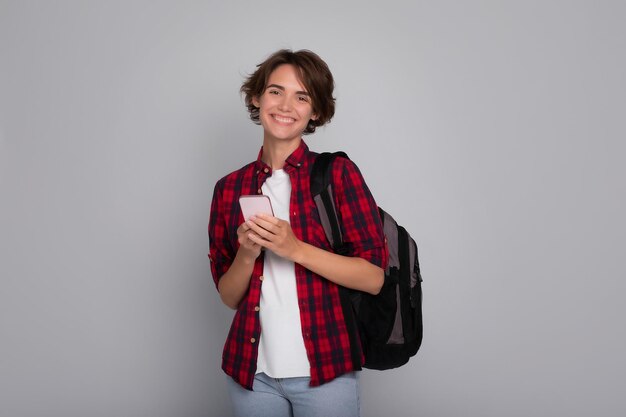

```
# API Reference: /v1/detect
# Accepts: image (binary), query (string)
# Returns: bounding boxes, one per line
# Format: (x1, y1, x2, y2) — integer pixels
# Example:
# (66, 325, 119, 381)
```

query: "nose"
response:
(277, 95, 293, 112)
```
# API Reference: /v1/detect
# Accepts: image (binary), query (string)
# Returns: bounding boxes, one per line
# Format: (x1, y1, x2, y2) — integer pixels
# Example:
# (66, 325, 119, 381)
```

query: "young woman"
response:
(208, 49, 388, 417)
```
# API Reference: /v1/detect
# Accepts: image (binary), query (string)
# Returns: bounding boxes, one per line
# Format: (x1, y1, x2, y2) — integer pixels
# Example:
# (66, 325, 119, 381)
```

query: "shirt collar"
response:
(255, 139, 309, 175)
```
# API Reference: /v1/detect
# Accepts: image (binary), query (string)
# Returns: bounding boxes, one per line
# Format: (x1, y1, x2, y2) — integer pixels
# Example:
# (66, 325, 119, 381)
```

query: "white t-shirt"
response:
(255, 169, 310, 378)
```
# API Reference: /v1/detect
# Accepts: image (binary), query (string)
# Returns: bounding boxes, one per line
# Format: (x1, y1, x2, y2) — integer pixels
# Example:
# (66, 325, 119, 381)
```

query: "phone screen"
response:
(239, 195, 274, 221)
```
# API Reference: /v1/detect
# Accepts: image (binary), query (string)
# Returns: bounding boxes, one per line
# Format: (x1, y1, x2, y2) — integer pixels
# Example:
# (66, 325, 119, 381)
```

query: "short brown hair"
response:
(240, 49, 335, 134)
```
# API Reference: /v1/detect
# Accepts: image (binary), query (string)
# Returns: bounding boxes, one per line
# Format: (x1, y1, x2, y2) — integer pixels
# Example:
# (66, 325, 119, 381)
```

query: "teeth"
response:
(273, 115, 295, 123)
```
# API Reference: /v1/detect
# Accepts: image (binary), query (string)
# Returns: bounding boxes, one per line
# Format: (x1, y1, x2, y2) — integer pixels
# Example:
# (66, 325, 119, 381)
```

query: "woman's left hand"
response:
(245, 213, 303, 262)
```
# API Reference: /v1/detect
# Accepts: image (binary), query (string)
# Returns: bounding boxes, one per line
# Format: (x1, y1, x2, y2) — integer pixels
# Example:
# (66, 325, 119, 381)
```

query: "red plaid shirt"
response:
(208, 140, 388, 390)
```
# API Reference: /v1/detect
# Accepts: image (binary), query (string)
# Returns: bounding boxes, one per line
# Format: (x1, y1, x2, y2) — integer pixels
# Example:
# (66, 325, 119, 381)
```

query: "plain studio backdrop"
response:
(1, 1, 624, 416)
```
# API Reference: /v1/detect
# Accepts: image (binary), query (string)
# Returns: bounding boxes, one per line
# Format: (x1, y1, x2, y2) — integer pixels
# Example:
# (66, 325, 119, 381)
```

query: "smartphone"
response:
(239, 195, 274, 221)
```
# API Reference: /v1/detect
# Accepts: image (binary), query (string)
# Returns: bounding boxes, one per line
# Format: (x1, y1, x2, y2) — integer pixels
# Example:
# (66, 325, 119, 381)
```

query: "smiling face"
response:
(252, 64, 317, 144)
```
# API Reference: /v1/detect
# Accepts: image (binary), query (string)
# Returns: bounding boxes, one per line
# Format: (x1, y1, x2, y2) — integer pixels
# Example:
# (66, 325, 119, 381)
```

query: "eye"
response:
(268, 89, 280, 95)
(298, 95, 310, 102)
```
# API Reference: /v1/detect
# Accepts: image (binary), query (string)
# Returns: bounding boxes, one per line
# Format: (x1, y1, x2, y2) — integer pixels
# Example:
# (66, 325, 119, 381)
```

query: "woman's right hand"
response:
(236, 221, 262, 262)
(217, 222, 262, 309)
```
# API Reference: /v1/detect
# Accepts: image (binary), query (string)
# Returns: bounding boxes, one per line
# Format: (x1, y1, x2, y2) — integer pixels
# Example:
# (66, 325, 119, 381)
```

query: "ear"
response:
(251, 96, 260, 108)
(311, 113, 318, 121)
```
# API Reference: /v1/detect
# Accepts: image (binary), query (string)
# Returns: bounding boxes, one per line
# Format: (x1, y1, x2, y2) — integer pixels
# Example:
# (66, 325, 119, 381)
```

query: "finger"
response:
(248, 232, 272, 249)
(242, 233, 261, 247)
(239, 235, 255, 247)
(255, 213, 281, 225)
(247, 220, 275, 239)
(250, 216, 278, 233)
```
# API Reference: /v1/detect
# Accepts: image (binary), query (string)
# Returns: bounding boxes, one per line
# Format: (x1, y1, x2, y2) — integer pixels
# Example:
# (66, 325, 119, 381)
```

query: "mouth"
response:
(271, 114, 296, 124)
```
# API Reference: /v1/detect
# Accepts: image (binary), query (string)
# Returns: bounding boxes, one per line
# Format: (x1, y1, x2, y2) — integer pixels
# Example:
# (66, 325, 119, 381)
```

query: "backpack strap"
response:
(310, 151, 349, 255)
(310, 151, 363, 370)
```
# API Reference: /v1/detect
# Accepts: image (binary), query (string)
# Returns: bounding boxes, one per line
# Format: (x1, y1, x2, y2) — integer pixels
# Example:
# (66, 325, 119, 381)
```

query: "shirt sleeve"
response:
(332, 157, 388, 269)
(208, 179, 235, 289)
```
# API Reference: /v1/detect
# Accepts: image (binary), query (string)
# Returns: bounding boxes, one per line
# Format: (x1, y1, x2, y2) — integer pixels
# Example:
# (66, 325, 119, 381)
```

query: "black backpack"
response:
(310, 152, 423, 370)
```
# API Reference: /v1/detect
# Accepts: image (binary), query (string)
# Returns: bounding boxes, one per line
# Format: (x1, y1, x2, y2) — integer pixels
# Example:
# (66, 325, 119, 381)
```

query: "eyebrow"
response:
(266, 84, 310, 96)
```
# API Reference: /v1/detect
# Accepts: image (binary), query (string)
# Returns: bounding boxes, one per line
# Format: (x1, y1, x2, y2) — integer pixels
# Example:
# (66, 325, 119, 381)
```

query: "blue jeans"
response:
(226, 372, 361, 417)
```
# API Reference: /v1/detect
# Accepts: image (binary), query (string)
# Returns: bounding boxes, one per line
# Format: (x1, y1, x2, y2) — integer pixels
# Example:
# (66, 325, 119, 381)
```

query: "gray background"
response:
(1, 1, 624, 416)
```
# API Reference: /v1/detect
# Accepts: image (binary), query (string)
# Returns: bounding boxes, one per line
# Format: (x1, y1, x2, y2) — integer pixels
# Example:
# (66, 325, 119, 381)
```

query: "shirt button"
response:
(292, 211, 296, 216)
(263, 167, 269, 173)
(254, 306, 260, 312)
(256, 170, 260, 174)
(257, 189, 262, 194)
(250, 337, 256, 343)
(296, 163, 302, 167)
(259, 275, 264, 281)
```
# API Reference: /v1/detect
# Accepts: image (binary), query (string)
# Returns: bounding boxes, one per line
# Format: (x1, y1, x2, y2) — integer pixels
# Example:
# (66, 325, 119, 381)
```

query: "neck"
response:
(261, 137, 301, 170)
